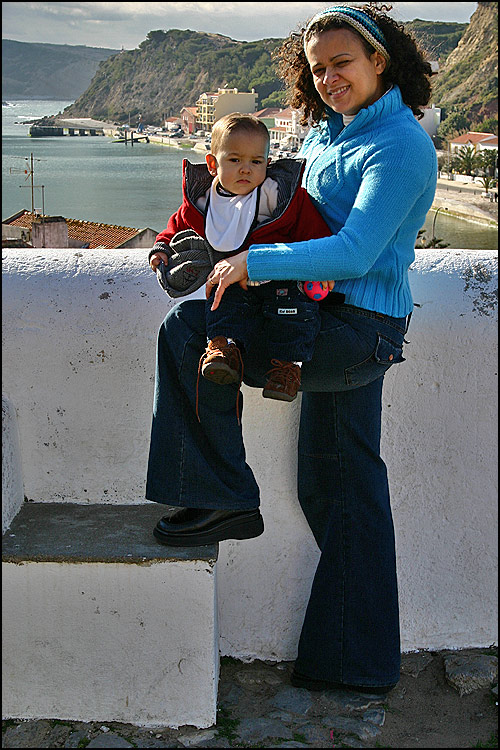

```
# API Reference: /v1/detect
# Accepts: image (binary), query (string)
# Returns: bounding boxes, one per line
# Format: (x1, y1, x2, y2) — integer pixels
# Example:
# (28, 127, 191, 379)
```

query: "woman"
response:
(147, 3, 437, 693)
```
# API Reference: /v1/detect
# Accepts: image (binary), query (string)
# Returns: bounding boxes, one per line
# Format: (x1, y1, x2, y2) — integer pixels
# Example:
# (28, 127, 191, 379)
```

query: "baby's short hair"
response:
(210, 113, 270, 155)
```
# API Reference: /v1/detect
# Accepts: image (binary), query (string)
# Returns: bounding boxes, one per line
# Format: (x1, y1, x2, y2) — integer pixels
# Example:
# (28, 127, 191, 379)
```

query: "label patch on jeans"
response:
(278, 307, 297, 315)
(276, 288, 288, 296)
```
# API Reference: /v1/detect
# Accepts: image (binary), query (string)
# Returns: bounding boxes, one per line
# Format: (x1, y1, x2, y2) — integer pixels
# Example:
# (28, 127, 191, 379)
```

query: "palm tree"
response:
(479, 148, 498, 178)
(454, 145, 480, 176)
(415, 229, 450, 249)
(478, 175, 496, 194)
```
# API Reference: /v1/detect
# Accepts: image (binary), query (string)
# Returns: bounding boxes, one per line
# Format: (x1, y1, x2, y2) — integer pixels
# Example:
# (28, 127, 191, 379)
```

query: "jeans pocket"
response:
(344, 333, 405, 387)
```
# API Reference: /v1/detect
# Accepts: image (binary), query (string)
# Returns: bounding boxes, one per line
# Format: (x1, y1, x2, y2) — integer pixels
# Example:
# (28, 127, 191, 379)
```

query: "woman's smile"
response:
(328, 84, 350, 101)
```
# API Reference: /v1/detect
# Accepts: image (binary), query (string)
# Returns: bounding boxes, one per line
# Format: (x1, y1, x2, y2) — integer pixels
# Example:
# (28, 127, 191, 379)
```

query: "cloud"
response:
(390, 2, 477, 22)
(2, 2, 478, 49)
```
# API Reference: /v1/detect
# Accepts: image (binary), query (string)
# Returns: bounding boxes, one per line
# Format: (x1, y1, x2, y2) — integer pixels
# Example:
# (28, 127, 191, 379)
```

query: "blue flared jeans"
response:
(146, 297, 407, 688)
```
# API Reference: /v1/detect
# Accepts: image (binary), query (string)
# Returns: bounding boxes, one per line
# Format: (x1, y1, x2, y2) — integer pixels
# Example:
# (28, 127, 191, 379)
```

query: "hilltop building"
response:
(419, 104, 442, 138)
(164, 116, 184, 131)
(2, 210, 157, 249)
(254, 108, 285, 129)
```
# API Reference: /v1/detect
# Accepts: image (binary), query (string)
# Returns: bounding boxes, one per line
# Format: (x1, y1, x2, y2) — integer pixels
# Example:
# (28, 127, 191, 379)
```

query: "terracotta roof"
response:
(274, 108, 295, 120)
(254, 108, 283, 118)
(4, 211, 142, 249)
(479, 136, 498, 147)
(451, 132, 498, 145)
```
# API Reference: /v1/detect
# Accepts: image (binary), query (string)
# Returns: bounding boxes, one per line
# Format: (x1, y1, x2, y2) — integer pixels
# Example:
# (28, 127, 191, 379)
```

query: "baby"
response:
(149, 113, 333, 406)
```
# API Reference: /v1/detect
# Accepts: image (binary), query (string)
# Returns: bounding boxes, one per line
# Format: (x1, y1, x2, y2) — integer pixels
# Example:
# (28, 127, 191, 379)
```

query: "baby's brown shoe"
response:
(201, 336, 242, 385)
(263, 359, 301, 402)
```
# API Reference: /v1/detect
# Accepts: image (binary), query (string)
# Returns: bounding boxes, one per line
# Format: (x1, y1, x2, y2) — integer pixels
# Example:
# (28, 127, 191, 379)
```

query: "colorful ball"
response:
(304, 281, 329, 301)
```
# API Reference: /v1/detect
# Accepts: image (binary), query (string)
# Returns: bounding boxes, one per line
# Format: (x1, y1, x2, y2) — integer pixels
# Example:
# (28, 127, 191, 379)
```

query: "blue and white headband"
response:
(303, 5, 391, 61)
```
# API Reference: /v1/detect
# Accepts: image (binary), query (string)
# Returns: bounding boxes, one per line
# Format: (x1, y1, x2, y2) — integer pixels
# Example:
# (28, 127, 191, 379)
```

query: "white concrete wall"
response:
(220, 249, 499, 657)
(2, 395, 24, 533)
(2, 248, 498, 654)
(2, 559, 218, 727)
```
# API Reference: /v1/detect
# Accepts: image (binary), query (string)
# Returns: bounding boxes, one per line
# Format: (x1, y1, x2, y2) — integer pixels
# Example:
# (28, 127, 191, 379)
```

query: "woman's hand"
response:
(150, 252, 169, 271)
(206, 250, 249, 311)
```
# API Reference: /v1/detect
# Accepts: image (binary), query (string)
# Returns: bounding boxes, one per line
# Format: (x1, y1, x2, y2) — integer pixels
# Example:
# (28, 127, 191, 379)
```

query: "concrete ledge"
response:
(2, 502, 217, 563)
(2, 504, 219, 728)
(431, 193, 497, 226)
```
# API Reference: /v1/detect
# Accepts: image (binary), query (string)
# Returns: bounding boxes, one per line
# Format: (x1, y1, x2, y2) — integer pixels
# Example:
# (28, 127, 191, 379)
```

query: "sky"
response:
(2, 2, 478, 50)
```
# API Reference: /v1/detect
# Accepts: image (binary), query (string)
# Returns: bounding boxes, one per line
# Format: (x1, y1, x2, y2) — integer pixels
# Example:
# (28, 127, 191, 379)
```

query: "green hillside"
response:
(61, 30, 284, 123)
(432, 2, 498, 137)
(2, 39, 119, 100)
(405, 19, 468, 61)
(61, 20, 474, 126)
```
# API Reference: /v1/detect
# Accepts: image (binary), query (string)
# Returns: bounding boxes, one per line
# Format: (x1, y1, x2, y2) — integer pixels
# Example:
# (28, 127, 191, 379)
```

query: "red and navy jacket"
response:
(150, 158, 331, 260)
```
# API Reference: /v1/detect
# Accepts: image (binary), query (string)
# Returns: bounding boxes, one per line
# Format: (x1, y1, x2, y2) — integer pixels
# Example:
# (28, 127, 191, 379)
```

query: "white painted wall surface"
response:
(2, 249, 167, 505)
(2, 559, 218, 727)
(2, 395, 24, 533)
(220, 250, 499, 659)
(2, 248, 498, 654)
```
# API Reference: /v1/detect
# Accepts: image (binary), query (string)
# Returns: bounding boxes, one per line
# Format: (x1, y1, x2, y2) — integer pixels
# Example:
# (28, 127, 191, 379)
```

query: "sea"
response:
(2, 99, 498, 250)
(2, 99, 206, 233)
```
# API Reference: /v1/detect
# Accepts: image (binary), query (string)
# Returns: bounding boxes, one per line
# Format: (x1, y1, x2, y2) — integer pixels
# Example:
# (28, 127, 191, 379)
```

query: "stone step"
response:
(2, 503, 219, 728)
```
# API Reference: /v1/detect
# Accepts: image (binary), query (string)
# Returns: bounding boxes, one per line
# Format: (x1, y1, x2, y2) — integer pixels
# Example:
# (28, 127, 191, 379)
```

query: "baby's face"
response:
(206, 131, 270, 195)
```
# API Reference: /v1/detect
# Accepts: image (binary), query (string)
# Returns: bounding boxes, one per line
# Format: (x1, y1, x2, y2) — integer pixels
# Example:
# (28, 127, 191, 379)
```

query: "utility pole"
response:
(30, 154, 34, 214)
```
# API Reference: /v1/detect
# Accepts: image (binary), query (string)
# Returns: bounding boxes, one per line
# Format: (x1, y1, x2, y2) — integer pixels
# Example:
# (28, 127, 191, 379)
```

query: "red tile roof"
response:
(4, 211, 142, 248)
(451, 132, 498, 145)
(274, 108, 295, 120)
(254, 108, 284, 118)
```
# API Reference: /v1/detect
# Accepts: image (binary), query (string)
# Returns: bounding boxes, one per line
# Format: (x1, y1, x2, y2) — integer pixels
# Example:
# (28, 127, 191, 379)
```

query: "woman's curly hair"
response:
(275, 3, 433, 125)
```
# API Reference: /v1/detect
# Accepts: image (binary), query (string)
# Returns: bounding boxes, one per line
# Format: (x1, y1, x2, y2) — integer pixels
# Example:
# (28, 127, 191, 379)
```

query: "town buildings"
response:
(173, 85, 443, 146)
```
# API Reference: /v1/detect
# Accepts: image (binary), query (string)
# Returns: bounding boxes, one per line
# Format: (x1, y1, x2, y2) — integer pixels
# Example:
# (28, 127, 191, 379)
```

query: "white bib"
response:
(205, 179, 259, 253)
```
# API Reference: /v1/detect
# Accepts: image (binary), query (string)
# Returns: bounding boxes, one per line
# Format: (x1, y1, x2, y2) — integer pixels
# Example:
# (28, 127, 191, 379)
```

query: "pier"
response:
(29, 117, 117, 137)
(112, 132, 150, 144)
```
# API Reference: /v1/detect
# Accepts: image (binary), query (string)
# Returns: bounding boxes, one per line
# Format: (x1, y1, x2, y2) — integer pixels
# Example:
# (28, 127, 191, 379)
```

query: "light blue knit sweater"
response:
(247, 86, 437, 317)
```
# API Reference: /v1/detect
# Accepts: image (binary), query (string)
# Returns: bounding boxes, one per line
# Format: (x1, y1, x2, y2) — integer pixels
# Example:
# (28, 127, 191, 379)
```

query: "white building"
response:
(268, 108, 309, 150)
(418, 104, 442, 138)
(449, 132, 498, 154)
(196, 88, 258, 132)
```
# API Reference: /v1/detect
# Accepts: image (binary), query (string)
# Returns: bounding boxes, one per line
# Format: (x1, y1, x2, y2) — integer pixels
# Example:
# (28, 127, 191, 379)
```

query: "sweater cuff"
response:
(148, 241, 169, 263)
(248, 242, 307, 282)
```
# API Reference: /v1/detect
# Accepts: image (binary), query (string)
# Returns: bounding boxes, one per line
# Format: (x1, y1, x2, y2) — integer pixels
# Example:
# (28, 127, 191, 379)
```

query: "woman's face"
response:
(306, 27, 387, 116)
